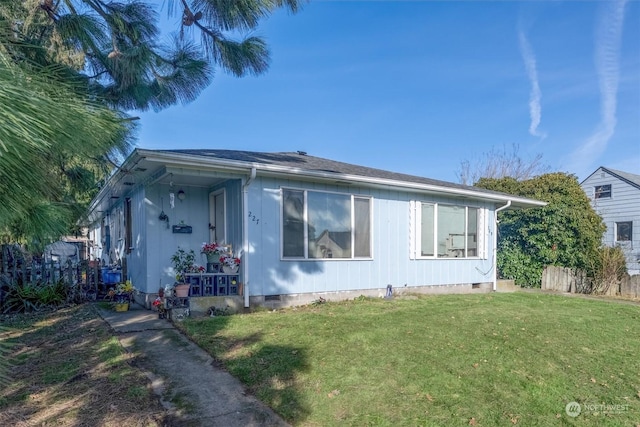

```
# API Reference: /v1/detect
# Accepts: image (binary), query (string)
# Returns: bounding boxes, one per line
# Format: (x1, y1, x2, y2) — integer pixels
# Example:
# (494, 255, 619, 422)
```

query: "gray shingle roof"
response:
(157, 149, 483, 193)
(602, 167, 640, 190)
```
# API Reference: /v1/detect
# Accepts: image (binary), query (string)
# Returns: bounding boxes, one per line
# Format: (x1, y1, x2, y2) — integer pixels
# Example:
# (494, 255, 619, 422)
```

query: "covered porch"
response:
(87, 150, 257, 308)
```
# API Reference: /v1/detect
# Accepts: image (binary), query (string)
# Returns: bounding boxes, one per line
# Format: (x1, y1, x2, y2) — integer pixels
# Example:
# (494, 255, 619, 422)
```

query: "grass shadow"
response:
(0, 304, 166, 426)
(180, 315, 311, 423)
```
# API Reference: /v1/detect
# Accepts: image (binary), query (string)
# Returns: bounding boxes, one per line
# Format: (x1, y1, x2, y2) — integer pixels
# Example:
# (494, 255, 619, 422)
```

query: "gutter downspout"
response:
(493, 200, 511, 291)
(242, 167, 257, 308)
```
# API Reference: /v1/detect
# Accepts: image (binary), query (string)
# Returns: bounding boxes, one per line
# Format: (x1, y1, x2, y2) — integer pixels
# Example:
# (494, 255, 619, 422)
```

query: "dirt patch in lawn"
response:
(0, 304, 168, 426)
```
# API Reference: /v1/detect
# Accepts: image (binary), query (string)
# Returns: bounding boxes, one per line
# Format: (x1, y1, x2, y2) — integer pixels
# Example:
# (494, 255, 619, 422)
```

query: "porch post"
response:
(242, 167, 257, 308)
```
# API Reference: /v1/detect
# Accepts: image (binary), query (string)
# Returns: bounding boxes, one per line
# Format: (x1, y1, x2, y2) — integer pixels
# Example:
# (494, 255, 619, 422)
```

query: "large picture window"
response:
(282, 189, 372, 259)
(415, 202, 482, 258)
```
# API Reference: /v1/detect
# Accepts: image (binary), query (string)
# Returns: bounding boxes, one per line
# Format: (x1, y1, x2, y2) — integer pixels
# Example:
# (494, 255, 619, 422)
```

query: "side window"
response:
(416, 203, 483, 258)
(594, 184, 611, 199)
(616, 222, 632, 242)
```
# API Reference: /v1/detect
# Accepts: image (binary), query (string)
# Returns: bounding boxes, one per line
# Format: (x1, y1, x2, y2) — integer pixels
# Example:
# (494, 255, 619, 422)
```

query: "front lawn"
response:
(180, 293, 640, 426)
(0, 305, 166, 426)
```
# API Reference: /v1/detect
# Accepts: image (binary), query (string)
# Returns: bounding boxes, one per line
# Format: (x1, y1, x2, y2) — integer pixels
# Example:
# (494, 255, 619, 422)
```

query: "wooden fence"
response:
(0, 244, 121, 291)
(1, 258, 102, 289)
(541, 265, 640, 298)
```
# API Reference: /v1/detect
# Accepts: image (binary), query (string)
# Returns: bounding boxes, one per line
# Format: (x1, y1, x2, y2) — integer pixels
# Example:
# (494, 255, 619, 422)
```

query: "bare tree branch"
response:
(457, 143, 551, 186)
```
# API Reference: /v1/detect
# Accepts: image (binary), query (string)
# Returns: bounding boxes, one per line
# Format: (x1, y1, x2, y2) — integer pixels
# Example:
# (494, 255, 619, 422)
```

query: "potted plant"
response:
(113, 280, 135, 311)
(219, 254, 241, 274)
(170, 248, 196, 297)
(201, 242, 226, 263)
(152, 297, 167, 319)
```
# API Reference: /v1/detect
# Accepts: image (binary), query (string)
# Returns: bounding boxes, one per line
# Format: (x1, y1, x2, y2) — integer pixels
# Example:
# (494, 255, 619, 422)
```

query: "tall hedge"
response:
(476, 173, 605, 287)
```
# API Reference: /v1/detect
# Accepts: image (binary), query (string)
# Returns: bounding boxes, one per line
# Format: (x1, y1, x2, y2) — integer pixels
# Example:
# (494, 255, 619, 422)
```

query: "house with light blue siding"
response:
(581, 167, 640, 275)
(86, 149, 544, 310)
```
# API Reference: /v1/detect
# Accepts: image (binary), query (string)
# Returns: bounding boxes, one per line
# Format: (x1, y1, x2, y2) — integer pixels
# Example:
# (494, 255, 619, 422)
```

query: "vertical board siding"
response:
(247, 178, 497, 297)
(143, 182, 232, 293)
(100, 172, 499, 296)
(88, 187, 148, 290)
(223, 179, 243, 251)
(127, 187, 147, 291)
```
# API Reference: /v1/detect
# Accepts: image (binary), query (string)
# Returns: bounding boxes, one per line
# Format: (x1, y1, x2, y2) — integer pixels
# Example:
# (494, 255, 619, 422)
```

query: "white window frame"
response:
(594, 184, 612, 199)
(280, 188, 373, 260)
(411, 201, 486, 259)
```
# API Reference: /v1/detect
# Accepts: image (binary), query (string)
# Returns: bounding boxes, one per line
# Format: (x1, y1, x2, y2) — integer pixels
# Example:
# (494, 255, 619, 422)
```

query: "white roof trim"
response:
(137, 149, 546, 208)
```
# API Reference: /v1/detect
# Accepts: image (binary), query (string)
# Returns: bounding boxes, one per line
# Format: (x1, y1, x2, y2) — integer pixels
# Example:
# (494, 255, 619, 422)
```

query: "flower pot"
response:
(206, 253, 218, 263)
(114, 302, 129, 312)
(222, 265, 239, 274)
(174, 283, 190, 297)
(114, 293, 130, 304)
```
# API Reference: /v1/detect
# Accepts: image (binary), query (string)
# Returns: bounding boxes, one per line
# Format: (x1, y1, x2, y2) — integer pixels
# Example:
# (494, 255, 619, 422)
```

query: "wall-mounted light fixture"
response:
(177, 190, 186, 201)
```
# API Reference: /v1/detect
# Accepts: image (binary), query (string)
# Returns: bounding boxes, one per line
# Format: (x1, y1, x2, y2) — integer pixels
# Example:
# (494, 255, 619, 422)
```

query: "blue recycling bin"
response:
(101, 268, 122, 285)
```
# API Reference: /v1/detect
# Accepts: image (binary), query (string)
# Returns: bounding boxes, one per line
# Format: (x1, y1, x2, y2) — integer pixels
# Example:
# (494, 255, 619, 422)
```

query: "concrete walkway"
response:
(97, 303, 288, 427)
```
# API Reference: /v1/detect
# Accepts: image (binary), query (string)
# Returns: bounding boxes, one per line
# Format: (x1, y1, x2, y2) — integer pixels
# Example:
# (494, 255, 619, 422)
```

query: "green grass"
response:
(180, 293, 640, 426)
(42, 360, 79, 384)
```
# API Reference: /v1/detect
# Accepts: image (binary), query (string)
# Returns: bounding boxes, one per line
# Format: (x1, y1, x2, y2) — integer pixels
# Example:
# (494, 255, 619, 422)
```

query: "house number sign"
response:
(248, 211, 260, 225)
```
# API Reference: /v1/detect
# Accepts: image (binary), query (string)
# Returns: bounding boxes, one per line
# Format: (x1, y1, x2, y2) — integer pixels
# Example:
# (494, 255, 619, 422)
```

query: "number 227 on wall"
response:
(248, 211, 259, 224)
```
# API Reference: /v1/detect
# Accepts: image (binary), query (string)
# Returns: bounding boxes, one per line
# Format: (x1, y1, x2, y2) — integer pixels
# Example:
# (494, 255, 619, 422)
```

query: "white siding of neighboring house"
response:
(581, 167, 640, 274)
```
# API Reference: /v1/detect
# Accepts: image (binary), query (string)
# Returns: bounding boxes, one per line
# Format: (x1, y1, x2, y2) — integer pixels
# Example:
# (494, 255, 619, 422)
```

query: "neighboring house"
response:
(581, 166, 640, 275)
(86, 149, 544, 310)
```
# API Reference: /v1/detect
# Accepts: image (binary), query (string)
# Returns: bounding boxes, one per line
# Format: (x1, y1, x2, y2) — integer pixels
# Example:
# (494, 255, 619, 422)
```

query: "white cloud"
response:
(571, 0, 628, 170)
(518, 30, 546, 138)
(518, 29, 545, 138)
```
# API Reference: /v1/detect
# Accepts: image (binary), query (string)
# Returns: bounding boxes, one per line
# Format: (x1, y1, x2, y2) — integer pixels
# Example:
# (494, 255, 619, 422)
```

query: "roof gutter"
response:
(242, 167, 257, 308)
(492, 200, 511, 291)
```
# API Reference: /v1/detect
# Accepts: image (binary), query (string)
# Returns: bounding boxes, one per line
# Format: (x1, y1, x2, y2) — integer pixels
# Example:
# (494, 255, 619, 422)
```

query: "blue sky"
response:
(137, 1, 640, 184)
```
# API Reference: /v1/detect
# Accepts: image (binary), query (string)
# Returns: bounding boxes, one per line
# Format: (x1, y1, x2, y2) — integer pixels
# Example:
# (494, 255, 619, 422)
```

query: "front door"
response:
(209, 190, 226, 243)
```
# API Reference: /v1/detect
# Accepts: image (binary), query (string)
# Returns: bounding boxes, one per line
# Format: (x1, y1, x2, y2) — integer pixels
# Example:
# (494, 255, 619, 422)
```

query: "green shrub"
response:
(2, 281, 42, 313)
(497, 241, 543, 287)
(36, 280, 67, 306)
(1, 280, 68, 313)
(477, 173, 605, 287)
